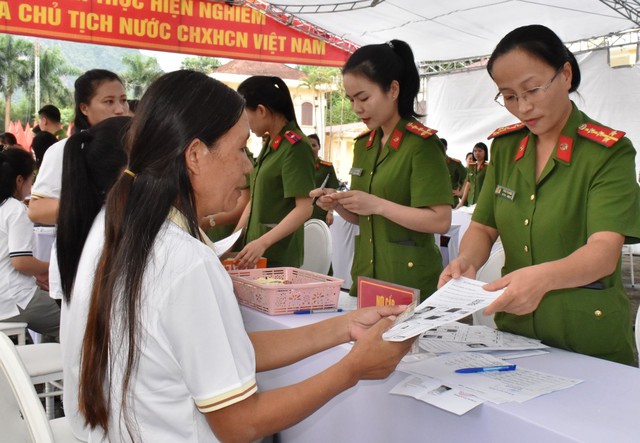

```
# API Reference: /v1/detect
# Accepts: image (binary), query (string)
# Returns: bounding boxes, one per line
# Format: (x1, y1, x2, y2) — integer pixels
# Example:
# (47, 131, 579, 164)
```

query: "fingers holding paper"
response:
(346, 305, 408, 341)
(482, 266, 549, 316)
(346, 317, 415, 380)
(309, 187, 338, 211)
(438, 256, 477, 288)
(329, 190, 381, 216)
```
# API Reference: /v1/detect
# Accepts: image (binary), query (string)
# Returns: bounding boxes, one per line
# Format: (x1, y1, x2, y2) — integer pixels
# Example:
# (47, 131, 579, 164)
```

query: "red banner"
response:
(0, 0, 351, 67)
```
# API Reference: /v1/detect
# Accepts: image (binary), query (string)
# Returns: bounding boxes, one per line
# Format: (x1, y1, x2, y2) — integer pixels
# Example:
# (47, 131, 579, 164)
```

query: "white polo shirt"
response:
(0, 198, 37, 320)
(61, 210, 257, 442)
(31, 137, 67, 200)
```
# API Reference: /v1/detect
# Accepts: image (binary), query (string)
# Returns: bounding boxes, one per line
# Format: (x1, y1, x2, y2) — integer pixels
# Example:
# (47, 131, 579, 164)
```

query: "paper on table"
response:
(383, 277, 504, 342)
(419, 322, 549, 354)
(390, 374, 484, 415)
(213, 229, 243, 258)
(399, 352, 583, 405)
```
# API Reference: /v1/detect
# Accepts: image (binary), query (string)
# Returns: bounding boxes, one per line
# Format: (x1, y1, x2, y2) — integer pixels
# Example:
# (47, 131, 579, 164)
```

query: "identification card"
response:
(349, 167, 364, 176)
(494, 184, 515, 201)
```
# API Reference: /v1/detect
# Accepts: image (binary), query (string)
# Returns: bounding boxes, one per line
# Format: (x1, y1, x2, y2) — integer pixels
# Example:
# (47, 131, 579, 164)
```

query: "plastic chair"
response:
(16, 343, 64, 420)
(0, 321, 28, 345)
(0, 332, 79, 442)
(472, 243, 505, 328)
(301, 219, 332, 275)
(635, 305, 640, 368)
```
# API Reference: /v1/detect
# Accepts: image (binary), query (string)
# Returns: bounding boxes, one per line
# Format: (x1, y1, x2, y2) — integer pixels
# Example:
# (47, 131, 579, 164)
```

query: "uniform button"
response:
(369, 238, 372, 243)
(524, 219, 529, 226)
(370, 171, 374, 175)
(408, 262, 414, 268)
(530, 194, 535, 201)
(524, 245, 529, 253)
(594, 310, 603, 317)
(370, 259, 374, 264)
(367, 216, 371, 221)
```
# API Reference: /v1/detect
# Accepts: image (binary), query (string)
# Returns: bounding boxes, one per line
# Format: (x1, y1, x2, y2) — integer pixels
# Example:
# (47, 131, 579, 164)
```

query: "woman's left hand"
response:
(330, 190, 381, 216)
(235, 239, 267, 269)
(482, 266, 550, 316)
(346, 305, 407, 341)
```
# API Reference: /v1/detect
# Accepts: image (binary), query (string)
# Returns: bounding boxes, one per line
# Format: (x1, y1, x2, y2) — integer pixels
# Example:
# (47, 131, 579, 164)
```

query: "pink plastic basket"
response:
(228, 267, 343, 315)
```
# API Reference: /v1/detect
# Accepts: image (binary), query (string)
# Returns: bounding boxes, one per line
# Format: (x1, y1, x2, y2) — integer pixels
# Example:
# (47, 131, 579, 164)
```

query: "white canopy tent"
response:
(269, 0, 640, 169)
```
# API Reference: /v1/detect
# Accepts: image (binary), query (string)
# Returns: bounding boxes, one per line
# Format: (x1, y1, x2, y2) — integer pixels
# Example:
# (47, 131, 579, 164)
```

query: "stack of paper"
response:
(391, 352, 582, 415)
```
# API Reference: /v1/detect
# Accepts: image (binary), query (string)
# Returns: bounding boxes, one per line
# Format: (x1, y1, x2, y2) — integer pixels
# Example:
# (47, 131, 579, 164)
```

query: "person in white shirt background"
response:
(0, 148, 59, 340)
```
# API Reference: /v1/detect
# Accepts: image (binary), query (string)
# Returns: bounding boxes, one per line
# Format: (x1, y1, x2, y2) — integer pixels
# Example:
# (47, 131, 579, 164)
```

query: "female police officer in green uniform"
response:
(457, 142, 488, 208)
(313, 40, 452, 300)
(308, 133, 340, 225)
(440, 25, 640, 365)
(235, 76, 315, 269)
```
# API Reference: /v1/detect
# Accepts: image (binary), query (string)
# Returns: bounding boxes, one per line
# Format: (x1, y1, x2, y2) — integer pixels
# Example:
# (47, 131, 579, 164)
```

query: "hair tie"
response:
(386, 41, 394, 49)
(124, 169, 137, 178)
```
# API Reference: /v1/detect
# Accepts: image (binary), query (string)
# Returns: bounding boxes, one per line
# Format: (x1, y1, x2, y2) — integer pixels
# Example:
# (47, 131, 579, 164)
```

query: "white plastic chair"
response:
(0, 332, 79, 442)
(635, 305, 640, 368)
(472, 243, 505, 328)
(301, 219, 332, 275)
(0, 321, 28, 345)
(16, 343, 64, 420)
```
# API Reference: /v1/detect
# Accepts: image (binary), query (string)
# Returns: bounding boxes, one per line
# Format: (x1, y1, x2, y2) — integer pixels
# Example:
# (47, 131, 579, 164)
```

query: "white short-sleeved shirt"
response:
(61, 210, 257, 442)
(0, 198, 37, 319)
(31, 138, 67, 200)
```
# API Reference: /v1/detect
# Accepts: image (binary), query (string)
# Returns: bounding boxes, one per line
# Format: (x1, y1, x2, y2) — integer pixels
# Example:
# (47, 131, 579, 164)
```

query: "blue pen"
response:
(455, 364, 516, 374)
(294, 308, 343, 314)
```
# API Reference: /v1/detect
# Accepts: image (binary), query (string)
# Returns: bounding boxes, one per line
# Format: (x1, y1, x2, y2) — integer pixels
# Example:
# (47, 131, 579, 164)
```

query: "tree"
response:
(0, 35, 33, 130)
(180, 56, 221, 74)
(37, 46, 81, 108)
(121, 54, 164, 99)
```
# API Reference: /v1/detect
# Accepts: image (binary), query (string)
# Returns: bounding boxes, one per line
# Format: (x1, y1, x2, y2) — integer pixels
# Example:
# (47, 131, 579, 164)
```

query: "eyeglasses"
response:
(494, 67, 563, 108)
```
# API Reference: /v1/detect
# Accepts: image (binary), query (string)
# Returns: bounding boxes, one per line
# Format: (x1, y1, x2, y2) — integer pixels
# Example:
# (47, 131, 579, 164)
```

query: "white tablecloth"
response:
(241, 305, 640, 443)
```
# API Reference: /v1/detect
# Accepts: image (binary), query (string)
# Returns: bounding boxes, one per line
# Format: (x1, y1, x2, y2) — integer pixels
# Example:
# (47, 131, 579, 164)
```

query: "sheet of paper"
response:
(213, 229, 243, 258)
(400, 352, 582, 405)
(419, 322, 549, 354)
(390, 374, 484, 415)
(383, 278, 504, 342)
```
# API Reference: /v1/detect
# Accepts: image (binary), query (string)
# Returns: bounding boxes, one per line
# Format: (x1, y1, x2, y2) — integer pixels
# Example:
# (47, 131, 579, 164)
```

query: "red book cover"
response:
(357, 277, 419, 309)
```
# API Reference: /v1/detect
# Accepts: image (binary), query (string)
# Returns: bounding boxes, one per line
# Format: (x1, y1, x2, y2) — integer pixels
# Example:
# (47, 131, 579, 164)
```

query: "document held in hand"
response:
(383, 277, 504, 342)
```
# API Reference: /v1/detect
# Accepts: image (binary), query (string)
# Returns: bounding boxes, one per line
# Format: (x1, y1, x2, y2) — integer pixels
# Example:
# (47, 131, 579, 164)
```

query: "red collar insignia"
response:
(366, 130, 376, 150)
(515, 135, 529, 161)
(390, 129, 403, 150)
(271, 135, 282, 150)
(556, 135, 574, 163)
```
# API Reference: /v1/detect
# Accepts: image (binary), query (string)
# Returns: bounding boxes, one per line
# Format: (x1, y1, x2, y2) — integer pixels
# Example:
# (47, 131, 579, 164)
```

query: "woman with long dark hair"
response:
(441, 25, 640, 364)
(28, 69, 128, 225)
(456, 141, 489, 208)
(66, 71, 411, 442)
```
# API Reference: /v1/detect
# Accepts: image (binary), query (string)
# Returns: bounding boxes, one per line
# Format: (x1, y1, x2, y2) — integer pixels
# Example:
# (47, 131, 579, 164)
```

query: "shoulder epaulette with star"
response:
(319, 160, 333, 167)
(488, 122, 526, 139)
(405, 122, 437, 139)
(284, 130, 302, 145)
(354, 130, 373, 140)
(577, 123, 625, 148)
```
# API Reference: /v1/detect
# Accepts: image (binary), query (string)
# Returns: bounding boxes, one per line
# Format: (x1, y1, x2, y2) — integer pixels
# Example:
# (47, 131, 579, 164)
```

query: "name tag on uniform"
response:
(495, 184, 516, 201)
(349, 167, 363, 176)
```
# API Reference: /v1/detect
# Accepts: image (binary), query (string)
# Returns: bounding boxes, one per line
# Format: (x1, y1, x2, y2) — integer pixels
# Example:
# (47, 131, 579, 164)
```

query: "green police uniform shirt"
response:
(311, 159, 340, 221)
(466, 161, 488, 205)
(246, 121, 315, 268)
(447, 156, 467, 206)
(473, 103, 640, 364)
(349, 119, 453, 301)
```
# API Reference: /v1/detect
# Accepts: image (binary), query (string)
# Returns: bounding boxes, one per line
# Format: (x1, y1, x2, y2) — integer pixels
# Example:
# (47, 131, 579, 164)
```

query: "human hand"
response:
(345, 317, 415, 380)
(482, 266, 550, 316)
(235, 239, 267, 269)
(325, 211, 334, 226)
(329, 190, 380, 216)
(309, 187, 338, 211)
(438, 257, 477, 288)
(346, 305, 408, 341)
(35, 272, 49, 291)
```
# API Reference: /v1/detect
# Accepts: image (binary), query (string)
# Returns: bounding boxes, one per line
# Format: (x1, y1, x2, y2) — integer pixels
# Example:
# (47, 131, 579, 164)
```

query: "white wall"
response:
(426, 49, 640, 173)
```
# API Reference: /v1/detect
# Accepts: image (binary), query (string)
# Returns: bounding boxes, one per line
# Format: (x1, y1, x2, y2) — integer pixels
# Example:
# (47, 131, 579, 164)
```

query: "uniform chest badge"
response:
(349, 167, 363, 176)
(495, 185, 516, 201)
